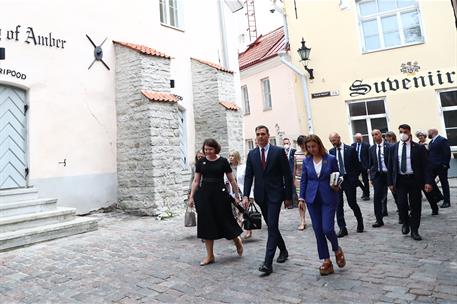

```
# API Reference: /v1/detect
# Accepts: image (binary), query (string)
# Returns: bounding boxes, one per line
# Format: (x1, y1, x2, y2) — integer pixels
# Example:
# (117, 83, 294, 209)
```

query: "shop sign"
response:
(0, 67, 27, 80)
(0, 25, 67, 49)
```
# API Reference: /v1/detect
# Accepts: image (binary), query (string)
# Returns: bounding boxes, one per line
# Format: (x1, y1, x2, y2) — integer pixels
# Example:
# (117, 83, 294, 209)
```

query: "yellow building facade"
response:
(284, 0, 457, 171)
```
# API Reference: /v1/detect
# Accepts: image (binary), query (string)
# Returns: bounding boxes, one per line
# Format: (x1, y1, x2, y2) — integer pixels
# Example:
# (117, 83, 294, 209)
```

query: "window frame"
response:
(261, 77, 272, 111)
(159, 0, 183, 30)
(437, 88, 457, 153)
(356, 0, 425, 53)
(241, 85, 250, 115)
(269, 137, 277, 146)
(347, 98, 389, 145)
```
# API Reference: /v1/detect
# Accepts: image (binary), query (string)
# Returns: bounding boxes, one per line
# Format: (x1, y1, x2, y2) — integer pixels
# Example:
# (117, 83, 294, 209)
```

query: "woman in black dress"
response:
(188, 139, 243, 266)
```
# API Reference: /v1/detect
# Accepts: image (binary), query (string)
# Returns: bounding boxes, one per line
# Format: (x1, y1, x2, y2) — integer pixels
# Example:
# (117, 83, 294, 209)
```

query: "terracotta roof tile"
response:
(191, 58, 234, 74)
(141, 90, 181, 103)
(219, 101, 239, 111)
(113, 41, 171, 59)
(238, 27, 286, 71)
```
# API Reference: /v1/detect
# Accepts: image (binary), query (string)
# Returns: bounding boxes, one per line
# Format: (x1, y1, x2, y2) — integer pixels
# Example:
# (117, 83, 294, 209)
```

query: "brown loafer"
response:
(335, 247, 346, 268)
(319, 260, 334, 276)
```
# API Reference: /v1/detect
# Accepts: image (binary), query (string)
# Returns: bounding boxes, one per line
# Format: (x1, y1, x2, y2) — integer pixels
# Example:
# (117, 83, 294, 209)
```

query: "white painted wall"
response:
(0, 0, 242, 213)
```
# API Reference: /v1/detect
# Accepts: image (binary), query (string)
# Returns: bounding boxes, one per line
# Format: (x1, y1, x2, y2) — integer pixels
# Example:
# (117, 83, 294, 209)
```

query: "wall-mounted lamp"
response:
(0, 48, 5, 60)
(297, 38, 314, 80)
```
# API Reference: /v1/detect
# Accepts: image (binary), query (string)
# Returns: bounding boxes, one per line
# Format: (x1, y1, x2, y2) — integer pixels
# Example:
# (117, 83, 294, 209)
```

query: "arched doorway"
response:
(0, 84, 28, 189)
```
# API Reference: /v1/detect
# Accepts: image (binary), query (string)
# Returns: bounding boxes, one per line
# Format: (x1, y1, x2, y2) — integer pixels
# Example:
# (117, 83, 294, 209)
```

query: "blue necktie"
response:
(337, 148, 345, 175)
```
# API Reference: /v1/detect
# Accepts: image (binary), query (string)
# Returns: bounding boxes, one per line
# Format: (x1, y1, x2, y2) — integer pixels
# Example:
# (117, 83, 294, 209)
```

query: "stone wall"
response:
(114, 45, 182, 215)
(191, 60, 242, 157)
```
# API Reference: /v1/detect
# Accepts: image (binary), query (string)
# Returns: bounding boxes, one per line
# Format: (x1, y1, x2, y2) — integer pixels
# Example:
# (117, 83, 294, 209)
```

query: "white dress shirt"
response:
(397, 140, 413, 174)
(336, 143, 346, 174)
(376, 140, 388, 172)
(259, 143, 271, 162)
(314, 160, 322, 178)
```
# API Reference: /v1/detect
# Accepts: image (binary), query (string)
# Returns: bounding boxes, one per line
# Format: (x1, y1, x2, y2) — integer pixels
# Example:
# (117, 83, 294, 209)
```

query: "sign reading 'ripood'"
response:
(0, 25, 67, 49)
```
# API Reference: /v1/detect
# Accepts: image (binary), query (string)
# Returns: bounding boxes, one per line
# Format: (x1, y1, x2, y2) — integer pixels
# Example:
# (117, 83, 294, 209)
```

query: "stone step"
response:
(0, 207, 76, 233)
(0, 198, 57, 218)
(0, 216, 98, 251)
(0, 188, 39, 203)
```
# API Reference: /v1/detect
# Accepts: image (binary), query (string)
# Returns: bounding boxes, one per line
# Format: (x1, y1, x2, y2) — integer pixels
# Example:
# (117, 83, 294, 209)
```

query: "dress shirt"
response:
(259, 143, 271, 162)
(376, 140, 388, 172)
(356, 142, 362, 162)
(336, 143, 345, 173)
(314, 160, 322, 178)
(397, 140, 413, 174)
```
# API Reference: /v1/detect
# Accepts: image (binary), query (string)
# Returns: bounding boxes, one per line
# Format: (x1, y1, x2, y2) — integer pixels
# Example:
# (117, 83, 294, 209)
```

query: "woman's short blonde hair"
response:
(229, 151, 241, 164)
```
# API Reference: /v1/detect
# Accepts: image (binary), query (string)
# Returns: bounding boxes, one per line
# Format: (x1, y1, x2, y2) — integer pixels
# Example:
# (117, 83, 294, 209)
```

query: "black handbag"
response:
(243, 202, 262, 230)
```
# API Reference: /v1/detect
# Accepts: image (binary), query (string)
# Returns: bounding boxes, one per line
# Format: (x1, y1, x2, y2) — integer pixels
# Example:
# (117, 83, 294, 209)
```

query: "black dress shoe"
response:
(276, 250, 288, 263)
(362, 196, 370, 201)
(401, 224, 410, 235)
(372, 221, 384, 228)
(398, 218, 404, 224)
(337, 228, 348, 238)
(432, 209, 439, 215)
(411, 231, 422, 241)
(440, 203, 451, 208)
(357, 222, 364, 233)
(258, 263, 273, 275)
(382, 211, 388, 217)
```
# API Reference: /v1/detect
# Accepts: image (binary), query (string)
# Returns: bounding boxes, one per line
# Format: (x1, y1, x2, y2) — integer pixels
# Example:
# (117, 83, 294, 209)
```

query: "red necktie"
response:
(261, 148, 266, 169)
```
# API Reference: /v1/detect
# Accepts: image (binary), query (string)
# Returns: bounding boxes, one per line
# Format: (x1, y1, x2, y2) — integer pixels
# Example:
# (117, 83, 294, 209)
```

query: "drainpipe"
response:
(278, 52, 314, 134)
(270, 1, 289, 49)
(217, 0, 229, 68)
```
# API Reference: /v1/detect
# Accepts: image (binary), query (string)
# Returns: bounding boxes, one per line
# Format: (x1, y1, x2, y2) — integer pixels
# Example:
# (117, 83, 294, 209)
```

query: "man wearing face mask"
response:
(387, 124, 433, 241)
(283, 138, 297, 208)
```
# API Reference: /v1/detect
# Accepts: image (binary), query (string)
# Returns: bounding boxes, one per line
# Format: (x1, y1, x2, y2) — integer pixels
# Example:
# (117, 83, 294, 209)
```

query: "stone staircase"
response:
(0, 188, 98, 251)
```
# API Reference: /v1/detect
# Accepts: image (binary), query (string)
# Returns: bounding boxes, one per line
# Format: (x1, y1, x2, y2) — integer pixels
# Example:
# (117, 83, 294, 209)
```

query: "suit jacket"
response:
(351, 142, 370, 169)
(299, 154, 339, 205)
(387, 141, 433, 187)
(286, 148, 296, 174)
(368, 141, 391, 180)
(244, 145, 293, 204)
(428, 135, 451, 168)
(329, 144, 360, 184)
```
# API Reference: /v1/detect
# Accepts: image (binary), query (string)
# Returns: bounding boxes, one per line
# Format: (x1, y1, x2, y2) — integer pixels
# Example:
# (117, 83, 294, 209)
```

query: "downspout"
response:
(278, 52, 314, 134)
(217, 0, 229, 67)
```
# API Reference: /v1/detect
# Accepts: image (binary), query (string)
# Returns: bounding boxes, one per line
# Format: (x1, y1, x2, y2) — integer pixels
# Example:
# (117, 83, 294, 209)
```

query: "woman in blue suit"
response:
(298, 135, 346, 275)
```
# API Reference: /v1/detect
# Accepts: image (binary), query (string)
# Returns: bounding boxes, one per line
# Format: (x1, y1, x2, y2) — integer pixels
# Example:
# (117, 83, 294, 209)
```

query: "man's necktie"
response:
(357, 144, 361, 162)
(400, 143, 407, 173)
(337, 147, 345, 175)
(377, 145, 382, 172)
(261, 148, 266, 170)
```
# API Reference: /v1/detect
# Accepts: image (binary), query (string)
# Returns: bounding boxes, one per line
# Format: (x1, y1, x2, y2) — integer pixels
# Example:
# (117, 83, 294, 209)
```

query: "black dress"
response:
(195, 156, 243, 240)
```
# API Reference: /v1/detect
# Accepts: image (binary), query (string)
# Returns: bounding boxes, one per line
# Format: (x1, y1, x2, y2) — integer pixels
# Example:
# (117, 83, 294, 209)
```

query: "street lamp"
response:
(297, 38, 314, 80)
(0, 48, 5, 60)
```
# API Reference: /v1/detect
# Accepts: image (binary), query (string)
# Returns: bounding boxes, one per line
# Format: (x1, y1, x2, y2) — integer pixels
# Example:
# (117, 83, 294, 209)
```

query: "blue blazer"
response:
(244, 145, 293, 204)
(299, 154, 339, 205)
(428, 135, 451, 168)
(351, 142, 370, 169)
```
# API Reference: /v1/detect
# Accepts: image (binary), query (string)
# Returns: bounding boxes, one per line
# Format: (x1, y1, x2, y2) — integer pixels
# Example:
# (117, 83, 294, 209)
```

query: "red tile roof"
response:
(141, 90, 181, 103)
(113, 41, 171, 59)
(219, 101, 239, 111)
(191, 58, 234, 74)
(238, 27, 287, 71)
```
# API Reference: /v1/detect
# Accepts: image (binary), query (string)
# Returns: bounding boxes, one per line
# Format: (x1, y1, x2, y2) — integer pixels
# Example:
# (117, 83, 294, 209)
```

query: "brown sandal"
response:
(319, 260, 334, 276)
(335, 247, 346, 268)
(234, 237, 243, 256)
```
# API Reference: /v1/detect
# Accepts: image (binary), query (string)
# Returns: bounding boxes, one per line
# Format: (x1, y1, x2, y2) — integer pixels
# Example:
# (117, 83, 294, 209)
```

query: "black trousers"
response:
(356, 168, 370, 197)
(258, 200, 286, 266)
(336, 178, 363, 229)
(432, 165, 450, 205)
(396, 175, 422, 232)
(373, 172, 388, 223)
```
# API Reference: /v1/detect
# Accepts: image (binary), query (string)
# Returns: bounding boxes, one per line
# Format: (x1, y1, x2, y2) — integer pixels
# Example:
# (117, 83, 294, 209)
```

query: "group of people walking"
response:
(188, 123, 452, 276)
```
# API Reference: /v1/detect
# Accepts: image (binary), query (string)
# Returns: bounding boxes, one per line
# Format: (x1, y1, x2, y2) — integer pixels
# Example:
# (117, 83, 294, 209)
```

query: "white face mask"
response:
(284, 144, 290, 150)
(400, 133, 409, 142)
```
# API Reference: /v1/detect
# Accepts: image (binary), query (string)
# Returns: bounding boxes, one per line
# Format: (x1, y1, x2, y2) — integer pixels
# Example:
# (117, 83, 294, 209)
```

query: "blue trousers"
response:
(258, 200, 286, 266)
(307, 191, 339, 260)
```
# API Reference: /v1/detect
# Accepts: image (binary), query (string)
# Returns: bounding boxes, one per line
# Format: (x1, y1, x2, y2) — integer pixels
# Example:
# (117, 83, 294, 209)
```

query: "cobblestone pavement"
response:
(0, 185, 456, 304)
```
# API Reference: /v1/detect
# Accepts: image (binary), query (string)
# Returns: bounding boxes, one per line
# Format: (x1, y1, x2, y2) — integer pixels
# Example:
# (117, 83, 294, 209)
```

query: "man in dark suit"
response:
(244, 125, 293, 275)
(352, 133, 371, 201)
(368, 129, 391, 227)
(387, 124, 433, 241)
(329, 132, 364, 237)
(283, 138, 297, 208)
(428, 128, 452, 208)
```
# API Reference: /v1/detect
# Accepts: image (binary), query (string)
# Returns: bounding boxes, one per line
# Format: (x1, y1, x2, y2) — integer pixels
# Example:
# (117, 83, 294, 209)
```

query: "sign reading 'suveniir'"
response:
(0, 25, 67, 49)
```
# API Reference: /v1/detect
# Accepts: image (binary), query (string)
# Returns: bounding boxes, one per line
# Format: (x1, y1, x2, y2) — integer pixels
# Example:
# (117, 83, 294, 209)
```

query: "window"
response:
(261, 78, 272, 110)
(348, 99, 388, 144)
(357, 0, 424, 52)
(246, 139, 254, 150)
(159, 0, 182, 29)
(269, 137, 277, 146)
(439, 90, 457, 151)
(241, 85, 250, 115)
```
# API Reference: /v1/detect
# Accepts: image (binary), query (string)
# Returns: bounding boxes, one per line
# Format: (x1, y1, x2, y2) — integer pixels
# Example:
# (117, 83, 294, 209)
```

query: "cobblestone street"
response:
(0, 185, 456, 304)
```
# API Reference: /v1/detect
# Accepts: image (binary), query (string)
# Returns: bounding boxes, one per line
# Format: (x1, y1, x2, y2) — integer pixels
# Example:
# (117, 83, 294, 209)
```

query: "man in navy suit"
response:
(427, 129, 452, 208)
(368, 129, 391, 227)
(352, 133, 371, 201)
(329, 132, 364, 237)
(283, 138, 297, 208)
(244, 125, 293, 275)
(388, 124, 433, 241)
